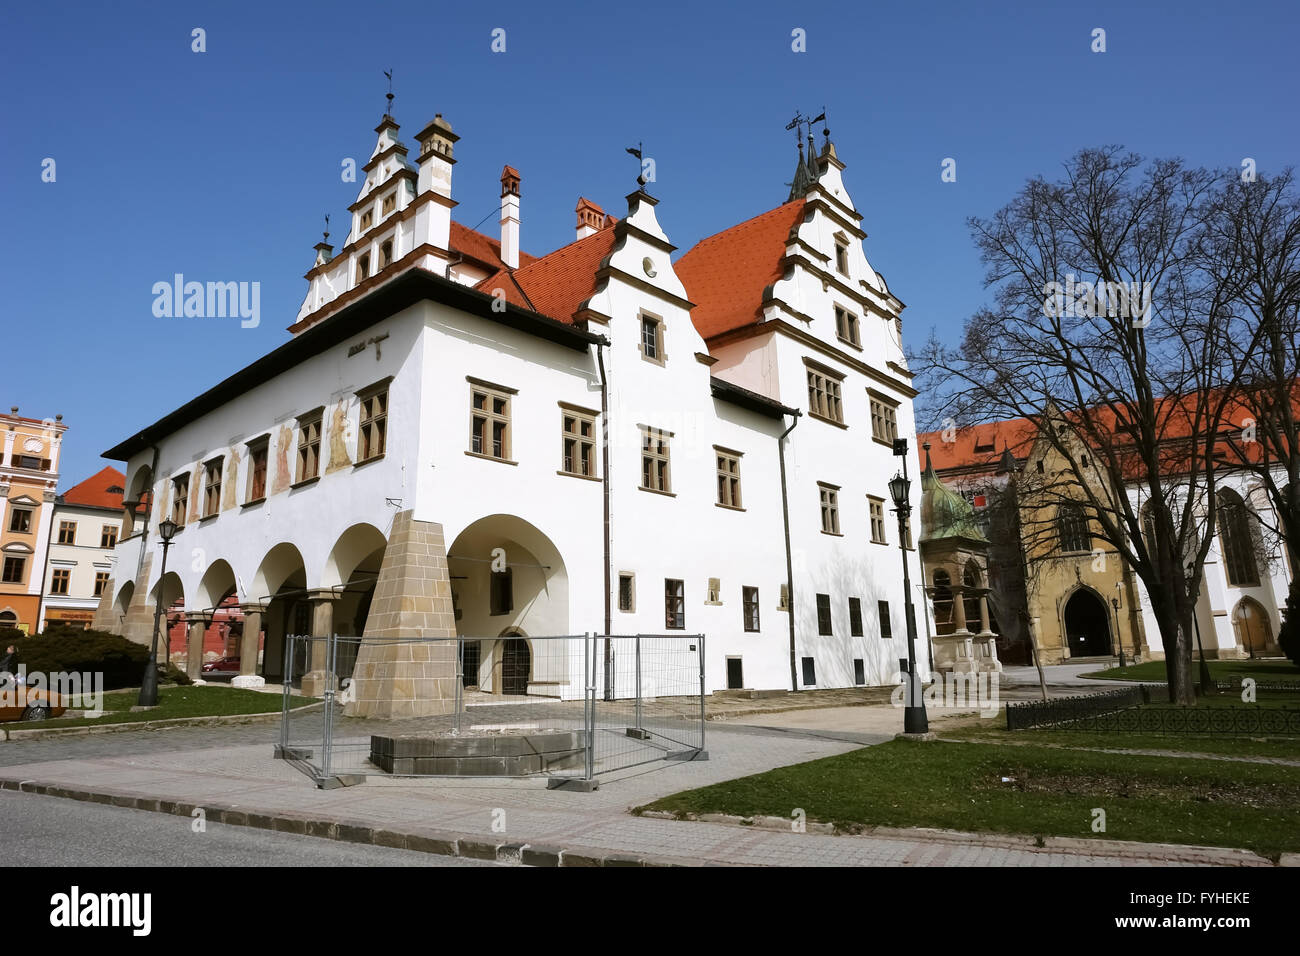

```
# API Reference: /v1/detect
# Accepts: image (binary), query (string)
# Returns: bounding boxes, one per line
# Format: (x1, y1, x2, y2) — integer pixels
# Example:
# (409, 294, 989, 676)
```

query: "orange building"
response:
(1, 407, 67, 633)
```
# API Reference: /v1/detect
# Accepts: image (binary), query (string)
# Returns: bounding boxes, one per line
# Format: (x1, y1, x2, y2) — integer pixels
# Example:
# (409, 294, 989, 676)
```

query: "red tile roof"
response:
(918, 418, 1038, 475)
(475, 227, 618, 323)
(60, 466, 129, 510)
(675, 199, 806, 340)
(449, 221, 537, 272)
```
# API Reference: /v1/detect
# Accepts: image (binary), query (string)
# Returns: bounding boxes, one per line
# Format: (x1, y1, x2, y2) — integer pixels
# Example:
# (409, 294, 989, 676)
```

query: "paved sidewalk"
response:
(0, 721, 1272, 867)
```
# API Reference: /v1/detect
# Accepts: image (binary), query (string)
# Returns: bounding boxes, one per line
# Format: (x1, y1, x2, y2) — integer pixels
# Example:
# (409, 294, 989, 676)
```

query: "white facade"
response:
(102, 111, 927, 695)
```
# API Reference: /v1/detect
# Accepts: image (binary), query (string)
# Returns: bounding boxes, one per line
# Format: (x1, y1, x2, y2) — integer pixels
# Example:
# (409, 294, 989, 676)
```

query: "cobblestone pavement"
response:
(0, 717, 1267, 866)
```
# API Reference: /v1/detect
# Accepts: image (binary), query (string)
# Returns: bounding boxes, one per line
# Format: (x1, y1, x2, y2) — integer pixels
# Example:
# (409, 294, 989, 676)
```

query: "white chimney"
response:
(500, 165, 520, 270)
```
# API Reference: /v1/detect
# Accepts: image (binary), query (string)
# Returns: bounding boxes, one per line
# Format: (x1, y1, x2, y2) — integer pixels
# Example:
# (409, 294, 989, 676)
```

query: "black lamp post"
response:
(889, 439, 928, 735)
(1110, 594, 1125, 669)
(138, 517, 178, 707)
(1186, 561, 1214, 696)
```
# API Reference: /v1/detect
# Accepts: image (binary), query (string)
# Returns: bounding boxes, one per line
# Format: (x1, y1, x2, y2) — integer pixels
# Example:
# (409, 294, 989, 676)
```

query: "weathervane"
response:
(625, 141, 646, 189)
(383, 69, 394, 117)
(323, 214, 330, 244)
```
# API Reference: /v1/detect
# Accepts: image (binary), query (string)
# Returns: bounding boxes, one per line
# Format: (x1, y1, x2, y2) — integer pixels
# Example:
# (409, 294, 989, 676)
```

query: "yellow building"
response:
(1, 407, 67, 633)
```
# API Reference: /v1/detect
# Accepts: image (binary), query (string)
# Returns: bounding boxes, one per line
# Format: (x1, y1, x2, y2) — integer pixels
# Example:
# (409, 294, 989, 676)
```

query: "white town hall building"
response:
(96, 107, 926, 711)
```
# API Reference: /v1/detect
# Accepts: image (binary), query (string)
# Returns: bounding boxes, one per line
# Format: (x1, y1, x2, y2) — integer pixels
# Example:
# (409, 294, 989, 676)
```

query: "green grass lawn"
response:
(13, 686, 315, 730)
(942, 717, 1300, 760)
(638, 738, 1300, 858)
(1082, 658, 1300, 683)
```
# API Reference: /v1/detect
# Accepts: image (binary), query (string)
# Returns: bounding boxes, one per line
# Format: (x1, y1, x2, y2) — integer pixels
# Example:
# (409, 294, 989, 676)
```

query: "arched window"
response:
(1218, 489, 1261, 586)
(932, 569, 953, 626)
(963, 561, 982, 629)
(0, 610, 16, 627)
(1058, 503, 1091, 553)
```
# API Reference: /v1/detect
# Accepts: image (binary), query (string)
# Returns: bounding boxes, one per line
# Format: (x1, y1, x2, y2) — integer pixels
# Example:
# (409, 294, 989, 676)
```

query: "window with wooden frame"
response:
(869, 393, 899, 445)
(50, 568, 70, 595)
(805, 362, 845, 425)
(869, 496, 887, 544)
(170, 474, 189, 525)
(57, 521, 77, 545)
(358, 386, 388, 464)
(834, 305, 860, 347)
(849, 597, 864, 637)
(357, 254, 371, 281)
(8, 508, 31, 534)
(245, 436, 269, 502)
(201, 457, 223, 517)
(640, 427, 672, 494)
(469, 380, 513, 461)
(2, 555, 26, 584)
(715, 447, 742, 509)
(381, 193, 396, 216)
(819, 483, 841, 535)
(879, 600, 894, 639)
(742, 586, 760, 632)
(560, 404, 597, 478)
(297, 412, 323, 483)
(816, 593, 832, 635)
(100, 525, 117, 549)
(639, 313, 665, 364)
(664, 578, 685, 630)
(94, 571, 110, 597)
(360, 209, 373, 231)
(380, 240, 393, 269)
(618, 572, 635, 612)
(490, 568, 513, 615)
(834, 239, 849, 276)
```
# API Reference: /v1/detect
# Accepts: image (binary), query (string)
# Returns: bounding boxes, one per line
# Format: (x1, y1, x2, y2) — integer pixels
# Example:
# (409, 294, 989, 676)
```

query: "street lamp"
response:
(1185, 561, 1214, 696)
(889, 438, 928, 735)
(138, 517, 178, 707)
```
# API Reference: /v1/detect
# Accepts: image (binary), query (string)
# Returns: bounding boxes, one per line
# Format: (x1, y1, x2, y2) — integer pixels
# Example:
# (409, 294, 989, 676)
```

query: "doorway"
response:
(726, 657, 744, 690)
(1063, 588, 1111, 658)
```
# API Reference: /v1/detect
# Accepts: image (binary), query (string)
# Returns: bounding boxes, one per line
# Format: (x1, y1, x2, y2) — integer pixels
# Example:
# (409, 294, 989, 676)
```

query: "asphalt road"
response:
(1, 790, 494, 866)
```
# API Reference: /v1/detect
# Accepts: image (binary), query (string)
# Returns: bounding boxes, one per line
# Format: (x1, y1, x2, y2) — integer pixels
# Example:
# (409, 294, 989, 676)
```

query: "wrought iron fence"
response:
(1005, 686, 1149, 731)
(1056, 705, 1300, 735)
(276, 632, 706, 788)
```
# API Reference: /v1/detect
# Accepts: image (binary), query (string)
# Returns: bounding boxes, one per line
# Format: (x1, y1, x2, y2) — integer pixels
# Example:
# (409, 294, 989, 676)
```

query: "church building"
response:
(97, 106, 924, 710)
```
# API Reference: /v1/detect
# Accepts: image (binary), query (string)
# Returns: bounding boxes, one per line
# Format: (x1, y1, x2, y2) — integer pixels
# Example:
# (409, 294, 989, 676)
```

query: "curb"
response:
(1, 701, 324, 742)
(0, 777, 691, 867)
(633, 810, 1276, 866)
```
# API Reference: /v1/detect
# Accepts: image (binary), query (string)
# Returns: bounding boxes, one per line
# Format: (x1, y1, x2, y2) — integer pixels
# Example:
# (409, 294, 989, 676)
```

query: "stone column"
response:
(299, 590, 340, 697)
(121, 554, 156, 646)
(185, 613, 208, 679)
(120, 502, 137, 539)
(345, 510, 458, 718)
(234, 603, 267, 689)
(978, 593, 991, 634)
(952, 587, 968, 632)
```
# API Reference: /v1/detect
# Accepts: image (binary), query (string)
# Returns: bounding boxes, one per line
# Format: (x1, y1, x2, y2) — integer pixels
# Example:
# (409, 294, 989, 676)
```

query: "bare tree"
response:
(1205, 171, 1300, 659)
(917, 147, 1250, 705)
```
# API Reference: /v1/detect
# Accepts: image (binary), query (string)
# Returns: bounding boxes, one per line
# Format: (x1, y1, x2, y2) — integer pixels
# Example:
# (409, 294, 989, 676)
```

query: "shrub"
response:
(8, 627, 172, 690)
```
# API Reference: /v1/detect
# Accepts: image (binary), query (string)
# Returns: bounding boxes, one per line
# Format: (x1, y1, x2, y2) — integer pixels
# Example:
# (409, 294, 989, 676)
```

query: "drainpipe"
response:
(596, 338, 613, 700)
(35, 492, 58, 632)
(778, 411, 801, 691)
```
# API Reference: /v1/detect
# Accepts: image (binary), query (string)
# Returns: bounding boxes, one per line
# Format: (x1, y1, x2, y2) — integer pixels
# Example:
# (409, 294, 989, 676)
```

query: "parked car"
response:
(201, 656, 241, 675)
(0, 673, 66, 722)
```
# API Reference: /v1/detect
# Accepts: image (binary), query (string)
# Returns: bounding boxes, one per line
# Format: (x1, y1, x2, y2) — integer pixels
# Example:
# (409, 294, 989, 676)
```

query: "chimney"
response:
(575, 197, 606, 241)
(500, 165, 521, 270)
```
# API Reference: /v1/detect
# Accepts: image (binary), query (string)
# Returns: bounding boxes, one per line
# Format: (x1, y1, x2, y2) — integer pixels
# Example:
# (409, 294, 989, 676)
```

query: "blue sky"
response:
(2, 0, 1297, 486)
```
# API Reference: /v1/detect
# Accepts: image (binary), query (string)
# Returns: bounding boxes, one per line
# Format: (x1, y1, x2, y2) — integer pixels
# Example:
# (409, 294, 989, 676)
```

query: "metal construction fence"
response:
(277, 632, 706, 788)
